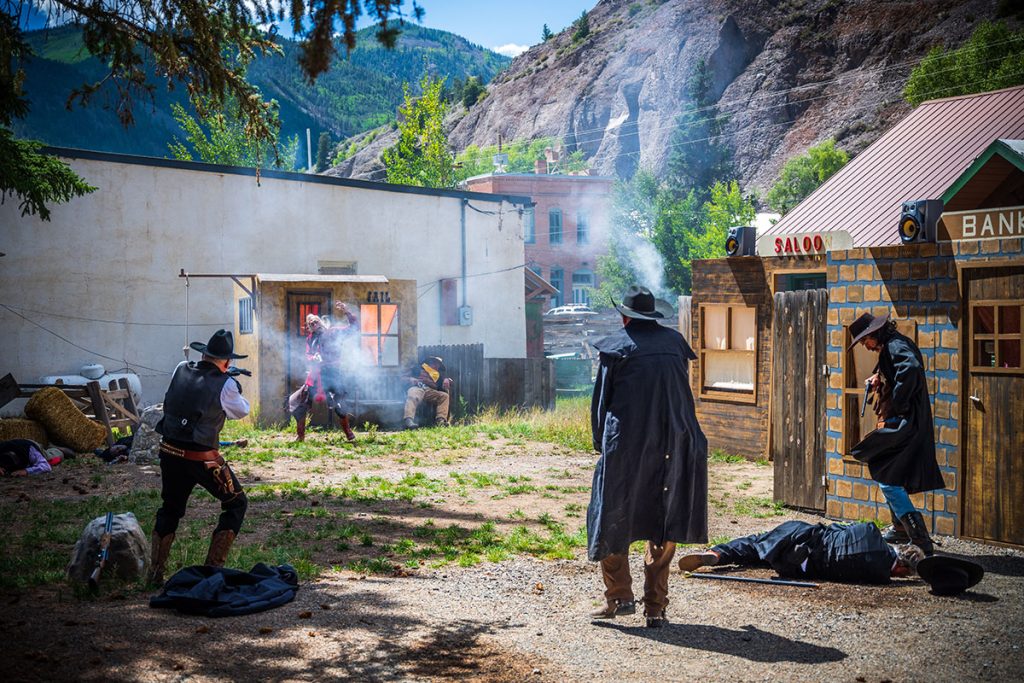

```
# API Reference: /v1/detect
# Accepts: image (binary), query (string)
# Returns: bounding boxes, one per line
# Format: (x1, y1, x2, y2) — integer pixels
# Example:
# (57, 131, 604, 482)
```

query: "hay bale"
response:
(0, 418, 49, 445)
(25, 387, 106, 452)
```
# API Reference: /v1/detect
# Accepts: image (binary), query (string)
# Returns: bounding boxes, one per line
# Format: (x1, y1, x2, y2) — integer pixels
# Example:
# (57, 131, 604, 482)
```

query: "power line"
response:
(0, 303, 171, 375)
(0, 303, 230, 327)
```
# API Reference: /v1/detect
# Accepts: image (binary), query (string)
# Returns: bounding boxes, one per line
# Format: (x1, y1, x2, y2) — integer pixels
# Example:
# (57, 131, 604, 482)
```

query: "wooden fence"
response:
(417, 344, 554, 418)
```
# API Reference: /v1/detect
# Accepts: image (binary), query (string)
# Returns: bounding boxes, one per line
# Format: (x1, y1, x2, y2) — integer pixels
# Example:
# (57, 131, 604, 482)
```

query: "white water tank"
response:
(38, 372, 143, 406)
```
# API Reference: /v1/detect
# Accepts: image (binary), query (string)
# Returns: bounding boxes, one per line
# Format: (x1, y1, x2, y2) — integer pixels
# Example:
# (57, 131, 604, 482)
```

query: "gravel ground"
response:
(1, 432, 1022, 682)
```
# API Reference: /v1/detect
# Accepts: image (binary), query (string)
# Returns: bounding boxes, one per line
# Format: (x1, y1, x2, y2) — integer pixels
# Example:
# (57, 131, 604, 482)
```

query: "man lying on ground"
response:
(0, 438, 55, 476)
(677, 520, 924, 584)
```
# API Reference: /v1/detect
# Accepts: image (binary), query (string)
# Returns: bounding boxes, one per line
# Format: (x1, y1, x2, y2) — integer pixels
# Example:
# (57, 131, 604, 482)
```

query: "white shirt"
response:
(220, 378, 251, 420)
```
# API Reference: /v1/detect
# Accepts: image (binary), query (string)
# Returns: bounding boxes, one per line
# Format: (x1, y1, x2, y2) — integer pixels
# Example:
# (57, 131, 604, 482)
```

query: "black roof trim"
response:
(43, 146, 532, 206)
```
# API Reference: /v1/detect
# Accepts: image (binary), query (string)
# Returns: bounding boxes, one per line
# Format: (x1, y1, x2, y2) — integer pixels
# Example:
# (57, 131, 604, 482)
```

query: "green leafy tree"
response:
(766, 139, 849, 215)
(684, 180, 756, 269)
(0, 14, 93, 220)
(167, 97, 297, 169)
(542, 24, 554, 42)
(2, 0, 424, 218)
(572, 11, 590, 42)
(904, 21, 1024, 106)
(383, 74, 455, 188)
(315, 132, 332, 172)
(461, 77, 484, 108)
(666, 59, 731, 199)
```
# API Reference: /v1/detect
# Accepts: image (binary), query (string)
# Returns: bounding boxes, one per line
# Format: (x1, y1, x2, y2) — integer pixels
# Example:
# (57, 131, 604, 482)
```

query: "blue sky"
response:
(402, 1, 597, 56)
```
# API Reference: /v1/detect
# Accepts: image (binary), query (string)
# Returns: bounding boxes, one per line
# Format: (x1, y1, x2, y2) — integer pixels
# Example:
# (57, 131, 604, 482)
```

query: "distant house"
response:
(1, 149, 531, 404)
(464, 169, 613, 309)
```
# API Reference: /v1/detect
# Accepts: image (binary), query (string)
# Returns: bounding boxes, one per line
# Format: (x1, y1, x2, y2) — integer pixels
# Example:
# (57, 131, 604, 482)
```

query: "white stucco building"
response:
(0, 149, 531, 404)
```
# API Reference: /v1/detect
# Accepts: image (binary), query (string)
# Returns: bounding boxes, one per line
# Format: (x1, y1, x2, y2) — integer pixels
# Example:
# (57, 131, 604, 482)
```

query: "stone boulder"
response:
(67, 512, 149, 583)
(129, 403, 163, 464)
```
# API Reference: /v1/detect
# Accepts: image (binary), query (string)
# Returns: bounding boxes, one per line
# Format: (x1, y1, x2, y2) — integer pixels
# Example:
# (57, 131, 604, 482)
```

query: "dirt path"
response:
(1, 430, 1021, 682)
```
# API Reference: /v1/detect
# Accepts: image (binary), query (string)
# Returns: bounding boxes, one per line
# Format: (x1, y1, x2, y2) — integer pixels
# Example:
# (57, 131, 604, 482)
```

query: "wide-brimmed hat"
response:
(190, 329, 247, 359)
(424, 356, 446, 372)
(917, 555, 985, 596)
(847, 312, 891, 349)
(614, 285, 674, 321)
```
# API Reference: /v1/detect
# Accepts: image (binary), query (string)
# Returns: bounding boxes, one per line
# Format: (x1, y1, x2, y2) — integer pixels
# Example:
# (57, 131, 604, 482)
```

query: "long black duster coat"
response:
(587, 319, 708, 561)
(850, 330, 945, 494)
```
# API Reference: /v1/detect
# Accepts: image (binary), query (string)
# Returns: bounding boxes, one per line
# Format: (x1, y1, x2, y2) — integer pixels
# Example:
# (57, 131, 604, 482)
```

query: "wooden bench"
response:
(0, 373, 140, 447)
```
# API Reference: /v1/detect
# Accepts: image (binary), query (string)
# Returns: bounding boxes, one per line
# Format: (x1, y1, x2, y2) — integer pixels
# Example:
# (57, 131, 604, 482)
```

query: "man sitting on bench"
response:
(402, 356, 451, 429)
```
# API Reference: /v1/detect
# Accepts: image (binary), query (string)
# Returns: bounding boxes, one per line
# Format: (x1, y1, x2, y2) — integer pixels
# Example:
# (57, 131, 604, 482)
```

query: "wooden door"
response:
(287, 291, 331, 426)
(963, 266, 1024, 546)
(771, 288, 828, 511)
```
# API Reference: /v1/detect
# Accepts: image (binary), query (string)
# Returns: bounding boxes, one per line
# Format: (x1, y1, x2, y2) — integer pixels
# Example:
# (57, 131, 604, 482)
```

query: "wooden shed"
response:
(231, 274, 416, 427)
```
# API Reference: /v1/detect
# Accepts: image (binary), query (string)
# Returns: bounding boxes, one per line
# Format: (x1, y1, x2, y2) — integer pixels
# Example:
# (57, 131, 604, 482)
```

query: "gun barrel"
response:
(684, 572, 818, 588)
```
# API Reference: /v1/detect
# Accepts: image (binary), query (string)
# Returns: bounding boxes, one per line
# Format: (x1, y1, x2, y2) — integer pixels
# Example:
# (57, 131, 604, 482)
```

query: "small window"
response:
(549, 209, 563, 244)
(360, 303, 400, 366)
(523, 207, 535, 244)
(971, 301, 1023, 372)
(238, 297, 254, 334)
(550, 268, 564, 307)
(576, 212, 589, 245)
(572, 270, 593, 305)
(699, 305, 756, 402)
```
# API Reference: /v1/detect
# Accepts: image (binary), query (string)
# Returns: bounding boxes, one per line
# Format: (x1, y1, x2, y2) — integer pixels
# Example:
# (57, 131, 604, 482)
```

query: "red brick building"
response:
(464, 172, 613, 309)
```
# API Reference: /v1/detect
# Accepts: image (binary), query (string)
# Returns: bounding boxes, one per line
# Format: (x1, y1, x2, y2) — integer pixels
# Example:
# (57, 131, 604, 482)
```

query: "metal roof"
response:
(763, 86, 1024, 247)
(255, 274, 389, 284)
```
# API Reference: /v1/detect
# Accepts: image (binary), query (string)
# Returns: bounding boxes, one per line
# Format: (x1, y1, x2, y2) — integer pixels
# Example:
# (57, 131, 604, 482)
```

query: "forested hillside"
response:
(15, 24, 509, 165)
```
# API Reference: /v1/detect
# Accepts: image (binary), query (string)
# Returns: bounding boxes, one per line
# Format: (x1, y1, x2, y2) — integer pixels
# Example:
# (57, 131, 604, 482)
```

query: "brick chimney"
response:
(534, 158, 547, 175)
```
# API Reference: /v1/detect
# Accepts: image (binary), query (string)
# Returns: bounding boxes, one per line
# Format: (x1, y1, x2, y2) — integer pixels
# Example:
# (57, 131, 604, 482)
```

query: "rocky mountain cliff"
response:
(332, 0, 1014, 193)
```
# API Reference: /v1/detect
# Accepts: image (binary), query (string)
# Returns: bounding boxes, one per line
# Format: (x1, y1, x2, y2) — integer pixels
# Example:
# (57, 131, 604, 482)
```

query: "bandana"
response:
(421, 363, 440, 383)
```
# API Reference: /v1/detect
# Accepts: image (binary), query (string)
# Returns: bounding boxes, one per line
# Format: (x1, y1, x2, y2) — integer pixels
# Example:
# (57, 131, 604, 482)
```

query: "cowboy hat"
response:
(847, 312, 891, 350)
(424, 356, 447, 372)
(614, 285, 674, 321)
(190, 329, 247, 359)
(916, 554, 984, 596)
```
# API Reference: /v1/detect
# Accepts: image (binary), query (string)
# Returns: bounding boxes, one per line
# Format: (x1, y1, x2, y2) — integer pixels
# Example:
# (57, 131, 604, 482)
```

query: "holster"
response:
(204, 456, 238, 497)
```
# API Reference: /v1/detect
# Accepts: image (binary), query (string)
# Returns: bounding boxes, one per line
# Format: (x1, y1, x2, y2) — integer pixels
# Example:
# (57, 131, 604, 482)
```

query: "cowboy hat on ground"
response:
(916, 554, 984, 596)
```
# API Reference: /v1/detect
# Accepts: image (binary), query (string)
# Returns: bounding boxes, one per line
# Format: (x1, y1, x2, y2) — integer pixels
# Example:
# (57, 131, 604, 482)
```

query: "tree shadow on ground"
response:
(593, 621, 847, 664)
(0, 581, 536, 682)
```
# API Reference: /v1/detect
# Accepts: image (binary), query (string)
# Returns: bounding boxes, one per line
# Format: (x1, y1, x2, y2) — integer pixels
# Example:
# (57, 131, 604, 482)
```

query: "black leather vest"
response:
(157, 361, 230, 449)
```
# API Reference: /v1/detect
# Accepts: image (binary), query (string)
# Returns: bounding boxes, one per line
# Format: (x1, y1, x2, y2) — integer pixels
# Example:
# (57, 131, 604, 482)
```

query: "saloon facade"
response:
(691, 86, 1024, 547)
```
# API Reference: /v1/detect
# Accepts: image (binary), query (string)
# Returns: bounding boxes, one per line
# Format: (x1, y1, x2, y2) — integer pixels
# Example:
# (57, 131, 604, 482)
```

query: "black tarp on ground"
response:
(150, 563, 299, 617)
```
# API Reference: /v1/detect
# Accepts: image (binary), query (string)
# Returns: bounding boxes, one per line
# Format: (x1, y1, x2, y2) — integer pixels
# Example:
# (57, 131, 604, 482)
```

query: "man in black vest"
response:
(148, 330, 251, 586)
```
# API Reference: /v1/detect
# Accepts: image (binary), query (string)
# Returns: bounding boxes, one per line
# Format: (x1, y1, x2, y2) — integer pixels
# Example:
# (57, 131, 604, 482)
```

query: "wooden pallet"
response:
(0, 373, 140, 448)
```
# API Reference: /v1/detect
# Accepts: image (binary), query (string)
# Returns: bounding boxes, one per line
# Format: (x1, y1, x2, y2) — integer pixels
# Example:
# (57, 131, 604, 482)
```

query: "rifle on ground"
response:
(89, 512, 114, 590)
(683, 571, 819, 588)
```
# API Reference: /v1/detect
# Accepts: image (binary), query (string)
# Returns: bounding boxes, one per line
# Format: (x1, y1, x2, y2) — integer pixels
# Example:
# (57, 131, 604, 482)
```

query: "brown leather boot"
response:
(204, 530, 236, 567)
(295, 416, 306, 442)
(340, 415, 356, 443)
(900, 512, 935, 556)
(147, 531, 175, 587)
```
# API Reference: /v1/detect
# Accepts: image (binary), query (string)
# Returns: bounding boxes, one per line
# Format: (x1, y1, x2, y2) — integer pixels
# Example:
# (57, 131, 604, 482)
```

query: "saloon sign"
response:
(938, 205, 1024, 241)
(756, 230, 852, 257)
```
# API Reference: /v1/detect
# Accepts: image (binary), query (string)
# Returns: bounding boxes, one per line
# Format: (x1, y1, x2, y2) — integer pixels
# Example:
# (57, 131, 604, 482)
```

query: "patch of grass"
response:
(737, 481, 753, 490)
(564, 503, 584, 517)
(709, 449, 745, 464)
(733, 496, 786, 518)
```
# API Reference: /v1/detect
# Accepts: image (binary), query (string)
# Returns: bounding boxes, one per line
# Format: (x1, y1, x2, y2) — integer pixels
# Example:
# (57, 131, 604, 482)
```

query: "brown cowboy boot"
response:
(340, 415, 356, 443)
(204, 530, 236, 567)
(295, 416, 306, 442)
(147, 531, 175, 587)
(881, 505, 911, 543)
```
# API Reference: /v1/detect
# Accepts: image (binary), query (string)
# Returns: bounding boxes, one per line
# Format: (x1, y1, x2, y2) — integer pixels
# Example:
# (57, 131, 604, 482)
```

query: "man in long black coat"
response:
(849, 312, 945, 555)
(587, 286, 708, 627)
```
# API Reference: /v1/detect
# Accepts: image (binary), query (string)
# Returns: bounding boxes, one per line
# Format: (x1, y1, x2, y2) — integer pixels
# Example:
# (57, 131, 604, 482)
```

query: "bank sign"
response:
(938, 205, 1024, 241)
(756, 230, 852, 257)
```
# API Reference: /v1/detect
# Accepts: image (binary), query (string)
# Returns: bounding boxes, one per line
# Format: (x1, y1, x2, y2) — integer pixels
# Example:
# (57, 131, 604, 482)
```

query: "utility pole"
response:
(306, 129, 313, 172)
